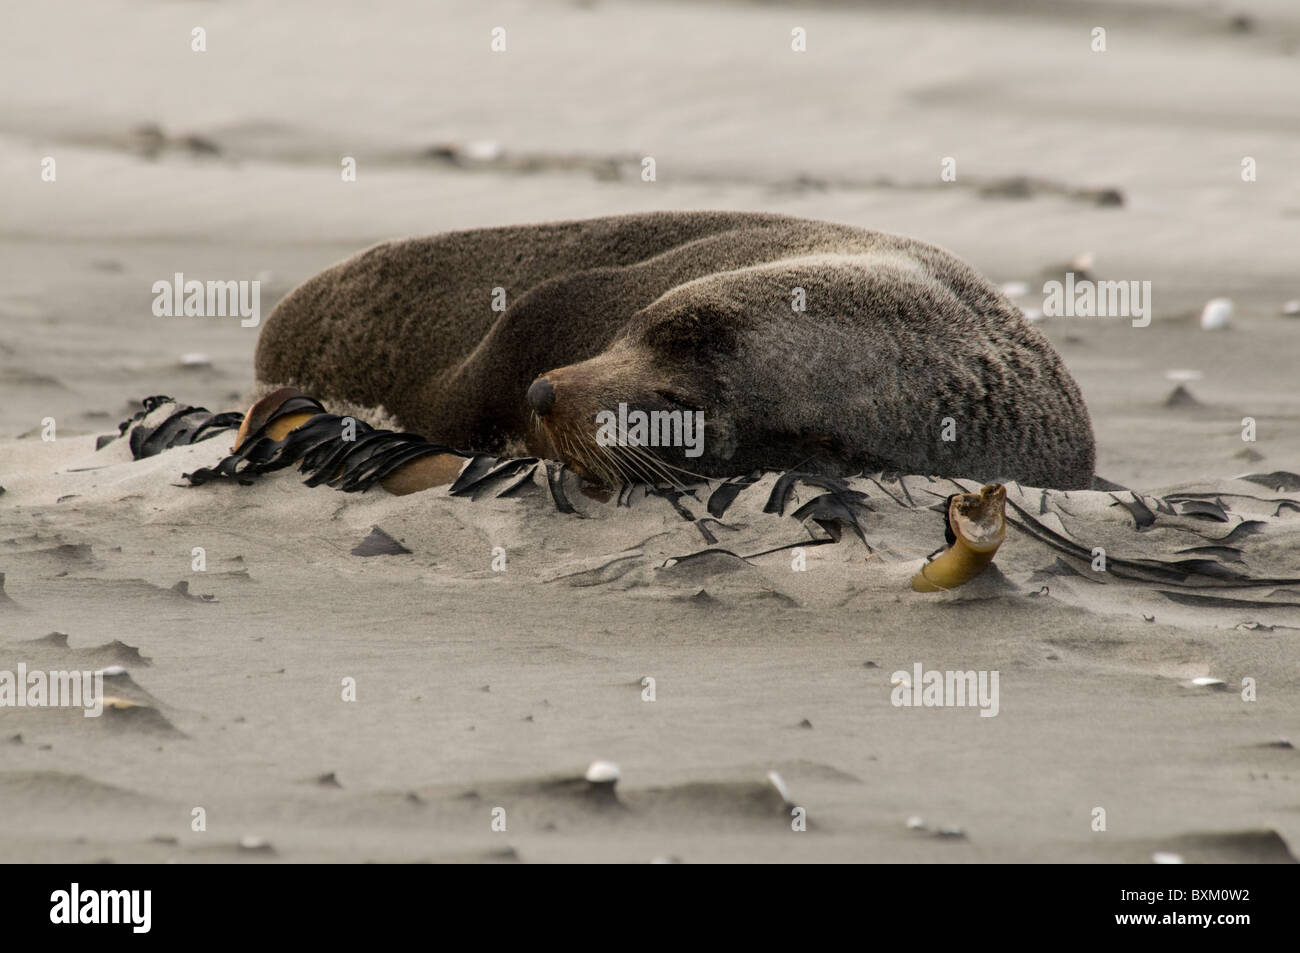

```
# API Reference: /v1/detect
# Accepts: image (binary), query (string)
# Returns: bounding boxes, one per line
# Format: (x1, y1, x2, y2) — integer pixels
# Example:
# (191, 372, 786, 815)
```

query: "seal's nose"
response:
(526, 377, 556, 417)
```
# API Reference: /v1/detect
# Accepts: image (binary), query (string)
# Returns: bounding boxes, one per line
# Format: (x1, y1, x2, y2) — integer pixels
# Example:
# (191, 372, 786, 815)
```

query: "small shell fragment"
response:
(766, 770, 791, 805)
(584, 760, 620, 784)
(464, 140, 504, 162)
(1200, 297, 1233, 331)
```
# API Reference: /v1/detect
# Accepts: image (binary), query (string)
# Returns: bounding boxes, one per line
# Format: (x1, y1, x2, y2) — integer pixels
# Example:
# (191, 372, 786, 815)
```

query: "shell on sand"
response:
(1200, 297, 1233, 331)
(766, 770, 792, 805)
(584, 760, 620, 784)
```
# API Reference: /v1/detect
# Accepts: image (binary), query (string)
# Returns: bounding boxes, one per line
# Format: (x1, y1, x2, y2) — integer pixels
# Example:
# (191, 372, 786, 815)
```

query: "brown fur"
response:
(255, 211, 1095, 489)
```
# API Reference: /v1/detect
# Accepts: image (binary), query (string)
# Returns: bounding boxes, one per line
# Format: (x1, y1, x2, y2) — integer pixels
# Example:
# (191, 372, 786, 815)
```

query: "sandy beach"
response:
(2, 0, 1299, 863)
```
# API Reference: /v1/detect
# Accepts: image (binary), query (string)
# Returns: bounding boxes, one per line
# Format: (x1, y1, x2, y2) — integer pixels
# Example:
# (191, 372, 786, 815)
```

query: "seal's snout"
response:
(527, 377, 557, 417)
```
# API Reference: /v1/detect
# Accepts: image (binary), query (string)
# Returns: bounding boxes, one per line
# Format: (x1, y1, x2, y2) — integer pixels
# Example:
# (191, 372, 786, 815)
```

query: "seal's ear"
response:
(638, 300, 741, 358)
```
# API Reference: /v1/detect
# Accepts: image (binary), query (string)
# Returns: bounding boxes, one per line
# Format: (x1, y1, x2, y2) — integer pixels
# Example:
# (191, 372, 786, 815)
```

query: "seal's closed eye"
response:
(653, 389, 703, 413)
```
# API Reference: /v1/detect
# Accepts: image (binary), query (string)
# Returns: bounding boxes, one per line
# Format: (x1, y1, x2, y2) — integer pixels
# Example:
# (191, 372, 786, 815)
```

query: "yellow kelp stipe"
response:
(911, 483, 1007, 592)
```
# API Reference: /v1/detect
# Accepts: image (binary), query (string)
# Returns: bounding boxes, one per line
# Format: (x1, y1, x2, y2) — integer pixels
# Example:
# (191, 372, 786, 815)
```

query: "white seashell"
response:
(96, 666, 127, 677)
(1152, 851, 1184, 865)
(1000, 281, 1029, 298)
(1191, 677, 1226, 688)
(179, 352, 211, 368)
(1164, 369, 1203, 383)
(1282, 299, 1300, 316)
(1200, 297, 1233, 330)
(584, 760, 620, 784)
(238, 835, 269, 850)
(905, 815, 926, 830)
(464, 140, 503, 162)
(766, 770, 791, 803)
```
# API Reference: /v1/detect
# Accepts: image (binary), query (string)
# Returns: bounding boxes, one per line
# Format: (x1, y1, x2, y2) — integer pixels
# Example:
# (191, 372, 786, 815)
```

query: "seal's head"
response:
(521, 265, 886, 486)
(524, 296, 745, 486)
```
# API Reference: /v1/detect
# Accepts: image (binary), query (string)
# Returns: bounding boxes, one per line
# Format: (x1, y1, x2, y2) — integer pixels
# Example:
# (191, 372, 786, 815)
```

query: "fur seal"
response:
(254, 211, 1095, 489)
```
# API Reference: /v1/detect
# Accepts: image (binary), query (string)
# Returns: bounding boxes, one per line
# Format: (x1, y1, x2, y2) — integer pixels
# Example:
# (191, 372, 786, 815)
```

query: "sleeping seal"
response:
(254, 211, 1095, 489)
